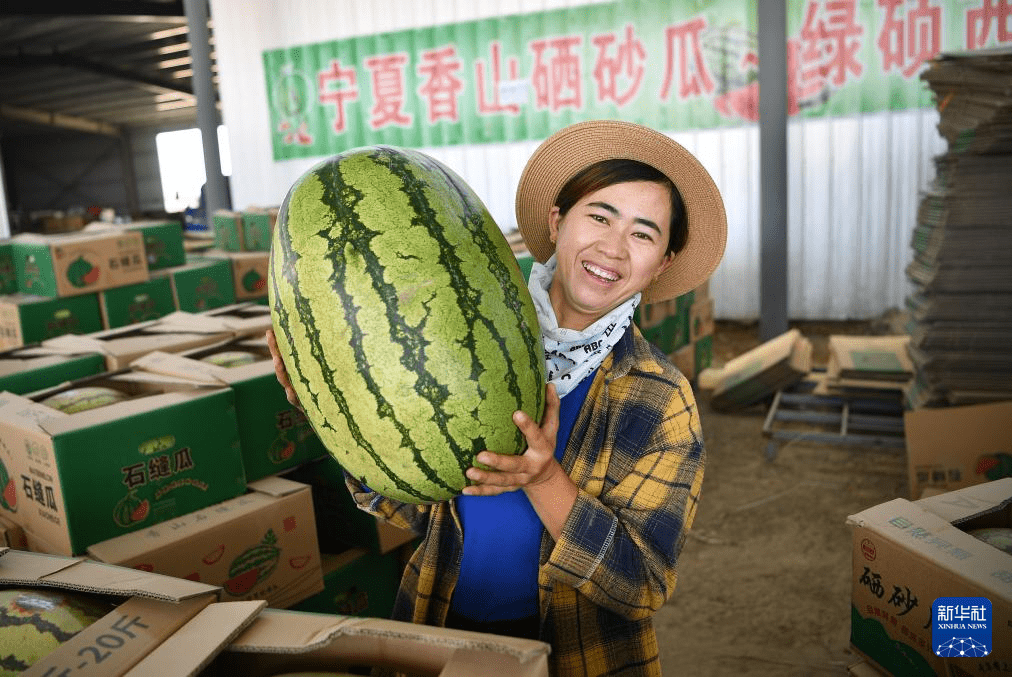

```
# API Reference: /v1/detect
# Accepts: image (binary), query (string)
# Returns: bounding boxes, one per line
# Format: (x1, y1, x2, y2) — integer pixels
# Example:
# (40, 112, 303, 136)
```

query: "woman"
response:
(269, 119, 727, 676)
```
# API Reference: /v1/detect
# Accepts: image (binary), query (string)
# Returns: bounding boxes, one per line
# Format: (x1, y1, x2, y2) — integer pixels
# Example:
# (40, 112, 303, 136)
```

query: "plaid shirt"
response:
(345, 323, 705, 676)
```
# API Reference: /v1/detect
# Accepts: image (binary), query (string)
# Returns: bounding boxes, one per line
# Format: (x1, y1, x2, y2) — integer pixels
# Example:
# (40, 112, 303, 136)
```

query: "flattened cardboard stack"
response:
(905, 47, 1012, 408)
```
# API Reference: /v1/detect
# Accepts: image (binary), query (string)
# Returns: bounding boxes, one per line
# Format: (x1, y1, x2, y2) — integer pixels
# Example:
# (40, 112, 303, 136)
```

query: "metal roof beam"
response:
(0, 52, 194, 96)
(3, 2, 185, 17)
(0, 103, 121, 136)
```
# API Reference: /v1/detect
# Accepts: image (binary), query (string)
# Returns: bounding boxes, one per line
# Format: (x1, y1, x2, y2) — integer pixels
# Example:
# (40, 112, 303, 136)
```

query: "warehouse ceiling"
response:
(0, 1, 217, 139)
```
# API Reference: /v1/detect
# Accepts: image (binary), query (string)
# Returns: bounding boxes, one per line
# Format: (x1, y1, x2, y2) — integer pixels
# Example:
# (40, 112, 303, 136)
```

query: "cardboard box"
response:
(197, 301, 274, 338)
(0, 344, 105, 395)
(88, 476, 324, 610)
(828, 335, 914, 384)
(284, 456, 417, 555)
(204, 607, 551, 677)
(666, 305, 690, 352)
(291, 547, 400, 619)
(636, 298, 674, 330)
(689, 297, 715, 343)
(240, 207, 278, 252)
(131, 338, 327, 482)
(40, 311, 236, 370)
(0, 370, 247, 555)
(86, 220, 186, 271)
(695, 334, 714, 376)
(206, 251, 269, 302)
(847, 479, 1012, 677)
(694, 278, 710, 300)
(0, 240, 15, 294)
(904, 400, 1012, 500)
(153, 257, 237, 313)
(0, 513, 27, 548)
(99, 276, 177, 329)
(0, 292, 104, 350)
(670, 343, 695, 381)
(212, 210, 245, 252)
(41, 214, 89, 233)
(11, 231, 148, 298)
(0, 547, 264, 677)
(710, 329, 812, 412)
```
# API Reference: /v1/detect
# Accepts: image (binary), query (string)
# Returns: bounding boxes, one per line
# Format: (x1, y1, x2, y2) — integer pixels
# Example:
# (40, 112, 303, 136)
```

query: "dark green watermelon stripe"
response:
(0, 656, 29, 672)
(0, 607, 78, 643)
(272, 174, 434, 502)
(422, 155, 546, 446)
(315, 159, 460, 497)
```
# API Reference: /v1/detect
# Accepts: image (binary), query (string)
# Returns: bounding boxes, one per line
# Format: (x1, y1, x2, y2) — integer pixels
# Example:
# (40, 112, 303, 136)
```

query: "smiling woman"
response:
(269, 119, 728, 677)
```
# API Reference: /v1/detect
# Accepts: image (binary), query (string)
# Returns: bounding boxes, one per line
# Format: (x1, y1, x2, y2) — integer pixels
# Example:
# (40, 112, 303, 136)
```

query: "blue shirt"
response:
(451, 370, 597, 621)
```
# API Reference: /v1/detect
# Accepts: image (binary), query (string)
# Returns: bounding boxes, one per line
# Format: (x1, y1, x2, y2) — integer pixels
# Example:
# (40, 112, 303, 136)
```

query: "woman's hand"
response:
(462, 383, 562, 496)
(265, 328, 303, 412)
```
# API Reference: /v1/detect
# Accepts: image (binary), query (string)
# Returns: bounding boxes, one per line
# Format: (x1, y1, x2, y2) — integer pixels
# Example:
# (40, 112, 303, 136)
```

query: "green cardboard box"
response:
(290, 547, 401, 619)
(0, 241, 15, 294)
(241, 207, 278, 252)
(132, 336, 328, 482)
(99, 276, 177, 329)
(154, 257, 236, 313)
(11, 231, 148, 298)
(0, 292, 103, 350)
(283, 456, 417, 555)
(640, 322, 673, 353)
(212, 210, 244, 252)
(694, 334, 714, 375)
(41, 311, 236, 370)
(203, 251, 268, 302)
(85, 220, 186, 271)
(0, 370, 247, 555)
(0, 345, 105, 395)
(666, 305, 690, 352)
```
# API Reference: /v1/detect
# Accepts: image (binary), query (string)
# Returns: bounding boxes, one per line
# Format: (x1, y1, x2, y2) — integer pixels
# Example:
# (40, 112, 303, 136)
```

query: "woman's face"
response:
(547, 180, 674, 331)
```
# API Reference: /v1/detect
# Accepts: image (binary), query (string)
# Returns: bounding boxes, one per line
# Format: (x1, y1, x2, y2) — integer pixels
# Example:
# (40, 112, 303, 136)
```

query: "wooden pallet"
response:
(761, 383, 907, 460)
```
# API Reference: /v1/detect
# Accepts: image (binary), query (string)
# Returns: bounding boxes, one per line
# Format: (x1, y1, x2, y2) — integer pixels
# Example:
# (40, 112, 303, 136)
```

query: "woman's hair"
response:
(554, 158, 688, 257)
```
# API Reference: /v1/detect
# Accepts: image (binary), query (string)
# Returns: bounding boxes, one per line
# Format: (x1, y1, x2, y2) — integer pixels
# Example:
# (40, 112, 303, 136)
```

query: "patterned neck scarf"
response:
(528, 254, 640, 398)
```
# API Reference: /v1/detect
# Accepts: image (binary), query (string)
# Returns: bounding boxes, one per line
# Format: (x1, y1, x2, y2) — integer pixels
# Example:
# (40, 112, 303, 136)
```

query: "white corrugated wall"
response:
(209, 0, 948, 321)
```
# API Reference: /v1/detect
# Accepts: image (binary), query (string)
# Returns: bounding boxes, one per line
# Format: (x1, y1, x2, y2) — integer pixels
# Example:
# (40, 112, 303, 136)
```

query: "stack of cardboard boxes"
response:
(640, 279, 715, 382)
(204, 207, 278, 306)
(0, 214, 279, 359)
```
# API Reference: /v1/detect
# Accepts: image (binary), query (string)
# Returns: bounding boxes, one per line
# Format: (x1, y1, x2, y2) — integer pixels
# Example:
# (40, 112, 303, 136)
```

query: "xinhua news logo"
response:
(932, 597, 992, 658)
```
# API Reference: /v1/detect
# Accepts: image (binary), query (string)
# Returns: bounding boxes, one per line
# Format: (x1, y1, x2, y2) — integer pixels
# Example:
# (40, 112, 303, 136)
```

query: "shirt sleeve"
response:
(342, 471, 432, 536)
(543, 376, 705, 620)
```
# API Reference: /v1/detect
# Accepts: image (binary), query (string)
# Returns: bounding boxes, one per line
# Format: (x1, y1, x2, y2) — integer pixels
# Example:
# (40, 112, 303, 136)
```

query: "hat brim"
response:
(515, 120, 727, 303)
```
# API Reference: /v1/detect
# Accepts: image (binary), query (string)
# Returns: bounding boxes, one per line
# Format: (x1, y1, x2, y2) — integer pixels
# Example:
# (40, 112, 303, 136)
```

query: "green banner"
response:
(263, 0, 1009, 159)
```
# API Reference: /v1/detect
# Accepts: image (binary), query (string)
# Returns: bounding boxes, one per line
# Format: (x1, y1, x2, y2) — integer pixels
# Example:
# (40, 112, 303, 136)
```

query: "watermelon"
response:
(269, 145, 545, 504)
(968, 527, 1012, 555)
(201, 350, 259, 368)
(40, 386, 128, 414)
(0, 588, 117, 674)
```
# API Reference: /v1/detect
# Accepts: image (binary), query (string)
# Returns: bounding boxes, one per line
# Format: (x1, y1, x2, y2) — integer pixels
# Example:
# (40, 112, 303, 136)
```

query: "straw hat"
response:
(515, 119, 727, 303)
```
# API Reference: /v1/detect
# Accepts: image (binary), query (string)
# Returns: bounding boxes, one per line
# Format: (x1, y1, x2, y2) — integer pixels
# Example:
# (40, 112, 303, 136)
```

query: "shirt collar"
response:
(602, 323, 667, 382)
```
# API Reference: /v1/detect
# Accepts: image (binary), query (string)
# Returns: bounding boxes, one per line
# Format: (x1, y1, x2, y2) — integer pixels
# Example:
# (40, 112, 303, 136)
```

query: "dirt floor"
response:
(654, 319, 910, 676)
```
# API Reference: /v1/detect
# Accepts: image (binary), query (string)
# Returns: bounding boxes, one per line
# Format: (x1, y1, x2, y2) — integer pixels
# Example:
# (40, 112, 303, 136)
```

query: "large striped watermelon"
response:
(0, 588, 117, 674)
(269, 145, 545, 504)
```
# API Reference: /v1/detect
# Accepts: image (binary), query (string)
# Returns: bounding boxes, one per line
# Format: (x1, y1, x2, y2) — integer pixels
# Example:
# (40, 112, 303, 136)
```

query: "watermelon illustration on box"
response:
(87, 476, 324, 610)
(0, 371, 246, 555)
(269, 145, 545, 504)
(11, 231, 148, 298)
